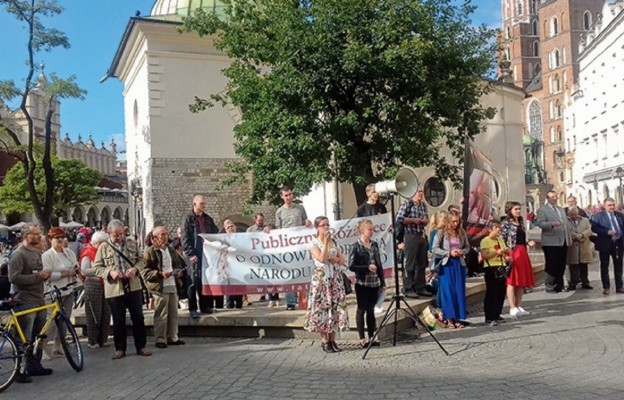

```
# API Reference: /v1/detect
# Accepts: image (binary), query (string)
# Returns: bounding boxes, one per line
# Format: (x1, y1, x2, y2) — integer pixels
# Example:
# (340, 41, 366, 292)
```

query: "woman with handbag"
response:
(431, 211, 471, 329)
(348, 219, 386, 348)
(500, 201, 535, 319)
(303, 216, 349, 353)
(480, 220, 512, 326)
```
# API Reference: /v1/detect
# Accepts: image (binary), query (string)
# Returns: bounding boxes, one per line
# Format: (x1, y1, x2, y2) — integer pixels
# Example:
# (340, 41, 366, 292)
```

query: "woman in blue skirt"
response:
(431, 210, 471, 329)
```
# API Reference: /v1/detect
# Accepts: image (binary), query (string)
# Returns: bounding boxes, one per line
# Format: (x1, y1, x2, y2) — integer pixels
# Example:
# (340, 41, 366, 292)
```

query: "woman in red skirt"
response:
(500, 201, 535, 319)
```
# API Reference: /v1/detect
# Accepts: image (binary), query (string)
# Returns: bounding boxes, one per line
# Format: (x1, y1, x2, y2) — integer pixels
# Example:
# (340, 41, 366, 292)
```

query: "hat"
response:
(77, 232, 87, 241)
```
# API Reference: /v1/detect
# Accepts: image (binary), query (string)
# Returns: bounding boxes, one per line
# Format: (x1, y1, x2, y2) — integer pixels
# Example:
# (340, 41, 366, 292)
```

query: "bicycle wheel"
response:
(54, 314, 83, 372)
(0, 332, 20, 392)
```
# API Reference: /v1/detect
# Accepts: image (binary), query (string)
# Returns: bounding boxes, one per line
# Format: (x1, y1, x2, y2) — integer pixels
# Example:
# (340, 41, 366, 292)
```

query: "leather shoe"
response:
(167, 340, 185, 346)
(321, 343, 336, 353)
(137, 348, 152, 357)
(29, 367, 53, 376)
(581, 284, 593, 290)
(155, 343, 167, 349)
(616, 288, 624, 294)
(416, 290, 432, 297)
(15, 373, 32, 383)
(603, 288, 610, 295)
(112, 350, 126, 360)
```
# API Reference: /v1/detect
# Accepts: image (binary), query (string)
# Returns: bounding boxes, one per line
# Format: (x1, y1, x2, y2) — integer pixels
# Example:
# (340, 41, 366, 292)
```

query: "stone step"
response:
(72, 263, 545, 340)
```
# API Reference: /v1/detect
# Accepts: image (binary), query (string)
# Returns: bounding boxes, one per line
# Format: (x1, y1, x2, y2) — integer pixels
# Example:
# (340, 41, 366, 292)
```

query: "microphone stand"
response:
(363, 193, 448, 359)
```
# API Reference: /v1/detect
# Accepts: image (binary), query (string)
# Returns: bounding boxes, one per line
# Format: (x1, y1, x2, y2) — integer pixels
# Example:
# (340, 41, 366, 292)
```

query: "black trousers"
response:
(483, 268, 506, 321)
(543, 245, 568, 291)
(567, 263, 590, 288)
(403, 233, 428, 292)
(188, 266, 211, 312)
(599, 241, 624, 290)
(108, 290, 146, 352)
(355, 284, 379, 340)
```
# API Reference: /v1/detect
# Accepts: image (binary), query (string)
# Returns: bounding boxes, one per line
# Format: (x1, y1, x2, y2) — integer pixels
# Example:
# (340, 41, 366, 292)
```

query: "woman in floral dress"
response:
(303, 216, 349, 353)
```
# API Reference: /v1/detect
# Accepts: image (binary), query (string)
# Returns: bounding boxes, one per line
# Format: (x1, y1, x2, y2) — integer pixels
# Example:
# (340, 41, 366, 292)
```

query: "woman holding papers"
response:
(348, 219, 386, 348)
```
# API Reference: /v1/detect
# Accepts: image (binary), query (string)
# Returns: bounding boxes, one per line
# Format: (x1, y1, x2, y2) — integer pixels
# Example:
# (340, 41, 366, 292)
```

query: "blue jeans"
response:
(285, 292, 297, 306)
(15, 304, 47, 375)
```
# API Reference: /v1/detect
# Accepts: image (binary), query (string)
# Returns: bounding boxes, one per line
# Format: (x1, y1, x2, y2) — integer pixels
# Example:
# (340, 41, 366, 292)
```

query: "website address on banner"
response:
(203, 284, 311, 296)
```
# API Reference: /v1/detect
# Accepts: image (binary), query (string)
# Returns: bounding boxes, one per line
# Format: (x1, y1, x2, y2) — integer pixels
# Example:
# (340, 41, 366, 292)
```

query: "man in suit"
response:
(536, 191, 571, 293)
(590, 197, 624, 295)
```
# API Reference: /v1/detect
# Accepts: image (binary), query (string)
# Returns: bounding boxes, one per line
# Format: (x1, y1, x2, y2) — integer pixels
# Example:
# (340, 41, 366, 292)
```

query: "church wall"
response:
(147, 53, 237, 159)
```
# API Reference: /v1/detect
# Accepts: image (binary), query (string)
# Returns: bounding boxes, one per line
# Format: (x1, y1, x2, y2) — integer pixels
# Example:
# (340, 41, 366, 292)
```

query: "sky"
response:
(0, 0, 501, 158)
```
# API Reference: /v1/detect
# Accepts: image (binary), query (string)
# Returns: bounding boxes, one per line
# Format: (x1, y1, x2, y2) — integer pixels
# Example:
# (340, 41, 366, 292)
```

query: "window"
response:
(551, 17, 558, 36)
(548, 76, 553, 94)
(554, 74, 560, 92)
(533, 41, 539, 56)
(529, 63, 534, 79)
(532, 20, 538, 35)
(583, 11, 592, 30)
(517, 0, 523, 15)
(549, 101, 554, 119)
(562, 47, 567, 64)
(556, 100, 562, 118)
(557, 126, 563, 142)
(423, 177, 446, 207)
(550, 49, 560, 68)
(550, 127, 555, 143)
(505, 47, 511, 61)
(528, 100, 543, 140)
(563, 71, 567, 86)
(531, 0, 538, 15)
(560, 172, 565, 182)
(506, 26, 511, 39)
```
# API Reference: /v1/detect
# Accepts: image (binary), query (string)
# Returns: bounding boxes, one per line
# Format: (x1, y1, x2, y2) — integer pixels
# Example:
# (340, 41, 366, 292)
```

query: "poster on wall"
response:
(463, 142, 498, 246)
(199, 213, 394, 295)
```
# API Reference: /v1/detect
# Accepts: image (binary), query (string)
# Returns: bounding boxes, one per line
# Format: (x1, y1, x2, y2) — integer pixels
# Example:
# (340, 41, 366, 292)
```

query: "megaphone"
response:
(374, 167, 420, 198)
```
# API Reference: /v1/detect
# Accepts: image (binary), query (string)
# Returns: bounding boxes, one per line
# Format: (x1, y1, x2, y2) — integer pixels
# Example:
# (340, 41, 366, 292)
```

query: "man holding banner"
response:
(275, 187, 312, 310)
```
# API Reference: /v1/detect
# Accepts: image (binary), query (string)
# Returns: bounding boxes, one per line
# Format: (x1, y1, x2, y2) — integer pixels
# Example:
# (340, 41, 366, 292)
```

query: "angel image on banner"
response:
(204, 238, 235, 286)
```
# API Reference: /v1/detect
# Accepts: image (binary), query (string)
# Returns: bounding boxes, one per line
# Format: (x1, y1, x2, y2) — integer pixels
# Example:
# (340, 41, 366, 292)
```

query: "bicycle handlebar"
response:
(44, 281, 78, 298)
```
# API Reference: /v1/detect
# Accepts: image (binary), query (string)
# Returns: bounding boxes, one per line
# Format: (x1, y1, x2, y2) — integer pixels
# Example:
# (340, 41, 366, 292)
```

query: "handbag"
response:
(484, 239, 511, 280)
(341, 271, 353, 295)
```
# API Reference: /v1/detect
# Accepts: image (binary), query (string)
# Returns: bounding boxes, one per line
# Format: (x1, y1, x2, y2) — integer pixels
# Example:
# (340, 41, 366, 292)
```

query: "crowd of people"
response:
(2, 185, 623, 376)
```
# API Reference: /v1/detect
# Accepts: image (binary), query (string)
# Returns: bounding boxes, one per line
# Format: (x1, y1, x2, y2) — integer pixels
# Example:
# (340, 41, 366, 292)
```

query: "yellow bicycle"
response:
(0, 283, 83, 391)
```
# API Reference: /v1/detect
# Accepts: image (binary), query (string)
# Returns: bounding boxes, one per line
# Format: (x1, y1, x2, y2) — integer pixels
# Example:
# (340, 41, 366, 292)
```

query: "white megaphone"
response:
(374, 167, 419, 198)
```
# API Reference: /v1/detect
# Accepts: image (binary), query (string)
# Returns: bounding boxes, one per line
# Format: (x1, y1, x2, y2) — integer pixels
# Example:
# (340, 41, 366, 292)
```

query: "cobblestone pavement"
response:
(6, 264, 624, 400)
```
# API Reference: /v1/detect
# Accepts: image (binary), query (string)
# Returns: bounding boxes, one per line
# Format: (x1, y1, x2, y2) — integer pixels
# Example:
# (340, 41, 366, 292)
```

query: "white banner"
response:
(199, 213, 394, 295)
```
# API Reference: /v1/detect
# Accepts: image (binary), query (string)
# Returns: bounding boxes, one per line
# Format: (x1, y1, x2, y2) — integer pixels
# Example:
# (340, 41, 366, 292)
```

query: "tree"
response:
(0, 157, 101, 223)
(0, 0, 86, 230)
(183, 0, 497, 205)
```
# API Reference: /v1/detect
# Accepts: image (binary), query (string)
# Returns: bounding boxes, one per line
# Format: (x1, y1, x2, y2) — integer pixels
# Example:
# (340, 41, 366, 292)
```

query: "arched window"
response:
(533, 41, 539, 56)
(548, 76, 553, 94)
(505, 47, 511, 61)
(583, 11, 592, 30)
(556, 99, 562, 118)
(563, 71, 567, 86)
(529, 63, 534, 79)
(553, 49, 560, 67)
(562, 47, 567, 64)
(528, 100, 543, 140)
(550, 127, 555, 143)
(530, 0, 538, 15)
(517, 0, 523, 15)
(557, 126, 563, 142)
(554, 74, 560, 92)
(549, 101, 554, 119)
(532, 20, 538, 35)
(551, 17, 559, 36)
(506, 26, 511, 39)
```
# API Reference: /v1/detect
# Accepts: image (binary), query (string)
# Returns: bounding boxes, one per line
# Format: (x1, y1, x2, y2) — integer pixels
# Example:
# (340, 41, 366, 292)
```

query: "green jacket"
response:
(142, 246, 184, 295)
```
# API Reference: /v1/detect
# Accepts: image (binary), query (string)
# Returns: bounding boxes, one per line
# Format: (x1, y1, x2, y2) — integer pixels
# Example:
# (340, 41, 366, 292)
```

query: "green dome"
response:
(522, 134, 533, 146)
(150, 0, 226, 20)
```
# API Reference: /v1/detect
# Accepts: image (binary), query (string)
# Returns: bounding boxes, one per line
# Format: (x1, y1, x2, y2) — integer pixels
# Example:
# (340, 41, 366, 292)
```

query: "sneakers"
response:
(517, 306, 530, 316)
(268, 301, 278, 308)
(485, 320, 498, 326)
(374, 306, 384, 314)
(87, 343, 99, 349)
(286, 304, 296, 310)
(510, 307, 520, 319)
(189, 310, 200, 319)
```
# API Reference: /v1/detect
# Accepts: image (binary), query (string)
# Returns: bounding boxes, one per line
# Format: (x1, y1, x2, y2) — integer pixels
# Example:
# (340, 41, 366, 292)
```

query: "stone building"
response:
(0, 72, 128, 227)
(501, 0, 604, 206)
(105, 0, 272, 239)
(565, 0, 624, 206)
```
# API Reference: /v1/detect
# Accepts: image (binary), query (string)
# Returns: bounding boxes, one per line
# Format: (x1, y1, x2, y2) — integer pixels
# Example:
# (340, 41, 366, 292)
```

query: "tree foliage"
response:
(0, 157, 100, 222)
(183, 0, 497, 204)
(0, 0, 86, 230)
